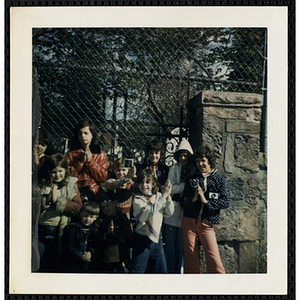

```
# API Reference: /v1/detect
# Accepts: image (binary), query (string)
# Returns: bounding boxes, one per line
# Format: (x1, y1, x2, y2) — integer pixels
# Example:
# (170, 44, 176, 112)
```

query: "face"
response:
(37, 143, 47, 156)
(100, 200, 118, 217)
(80, 211, 98, 227)
(50, 166, 66, 183)
(138, 177, 153, 195)
(114, 167, 129, 179)
(148, 150, 161, 165)
(196, 156, 211, 174)
(178, 152, 188, 166)
(78, 126, 93, 147)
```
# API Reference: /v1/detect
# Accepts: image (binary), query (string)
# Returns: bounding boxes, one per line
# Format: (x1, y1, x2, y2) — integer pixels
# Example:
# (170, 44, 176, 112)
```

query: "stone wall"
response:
(187, 90, 267, 273)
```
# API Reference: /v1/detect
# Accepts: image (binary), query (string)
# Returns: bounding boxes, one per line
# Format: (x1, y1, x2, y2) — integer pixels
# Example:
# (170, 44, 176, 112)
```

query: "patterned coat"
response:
(180, 169, 230, 224)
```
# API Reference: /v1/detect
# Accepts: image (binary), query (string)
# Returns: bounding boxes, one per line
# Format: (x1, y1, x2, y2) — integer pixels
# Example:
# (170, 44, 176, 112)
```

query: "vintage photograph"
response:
(9, 6, 288, 295)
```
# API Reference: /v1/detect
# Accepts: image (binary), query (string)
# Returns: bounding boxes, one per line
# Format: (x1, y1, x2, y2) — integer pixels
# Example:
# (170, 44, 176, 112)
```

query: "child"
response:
(66, 120, 109, 202)
(38, 153, 82, 272)
(62, 201, 100, 273)
(34, 130, 54, 171)
(105, 158, 136, 218)
(164, 138, 194, 273)
(136, 139, 169, 191)
(90, 192, 133, 273)
(180, 145, 230, 274)
(131, 169, 174, 274)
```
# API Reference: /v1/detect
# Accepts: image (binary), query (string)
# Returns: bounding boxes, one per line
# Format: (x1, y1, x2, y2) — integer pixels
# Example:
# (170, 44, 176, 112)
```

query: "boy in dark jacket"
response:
(90, 192, 133, 273)
(62, 201, 100, 272)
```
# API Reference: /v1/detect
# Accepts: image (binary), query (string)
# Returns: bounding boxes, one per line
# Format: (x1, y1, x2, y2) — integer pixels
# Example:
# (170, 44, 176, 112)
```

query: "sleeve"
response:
(180, 177, 196, 210)
(163, 198, 174, 217)
(62, 226, 84, 261)
(65, 150, 84, 176)
(168, 165, 185, 195)
(63, 187, 82, 216)
(207, 177, 230, 211)
(106, 177, 128, 190)
(133, 195, 166, 225)
(84, 151, 109, 183)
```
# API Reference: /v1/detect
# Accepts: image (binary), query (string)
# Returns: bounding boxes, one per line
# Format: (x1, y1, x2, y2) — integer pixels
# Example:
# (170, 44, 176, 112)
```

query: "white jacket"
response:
(164, 139, 194, 227)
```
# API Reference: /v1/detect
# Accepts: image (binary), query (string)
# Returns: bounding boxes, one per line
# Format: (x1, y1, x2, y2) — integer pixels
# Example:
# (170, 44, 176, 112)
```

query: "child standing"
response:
(38, 153, 82, 272)
(131, 169, 174, 274)
(66, 120, 109, 202)
(180, 145, 230, 274)
(62, 201, 100, 273)
(105, 158, 136, 218)
(90, 192, 133, 273)
(164, 139, 194, 273)
(136, 139, 169, 191)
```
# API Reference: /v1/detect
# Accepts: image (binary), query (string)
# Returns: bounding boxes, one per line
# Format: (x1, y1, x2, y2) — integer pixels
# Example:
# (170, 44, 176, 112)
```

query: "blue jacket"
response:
(62, 221, 95, 272)
(180, 169, 230, 224)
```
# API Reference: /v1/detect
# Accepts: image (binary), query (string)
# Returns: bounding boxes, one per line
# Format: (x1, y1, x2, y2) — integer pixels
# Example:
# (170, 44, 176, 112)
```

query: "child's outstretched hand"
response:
(161, 180, 172, 200)
(81, 251, 92, 262)
(126, 165, 136, 181)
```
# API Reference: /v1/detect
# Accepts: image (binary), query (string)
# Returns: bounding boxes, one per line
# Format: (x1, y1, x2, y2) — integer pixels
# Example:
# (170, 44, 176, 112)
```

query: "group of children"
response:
(33, 119, 230, 274)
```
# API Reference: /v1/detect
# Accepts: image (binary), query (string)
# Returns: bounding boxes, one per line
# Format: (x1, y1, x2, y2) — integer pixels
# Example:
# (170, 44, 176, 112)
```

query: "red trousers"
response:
(181, 217, 225, 274)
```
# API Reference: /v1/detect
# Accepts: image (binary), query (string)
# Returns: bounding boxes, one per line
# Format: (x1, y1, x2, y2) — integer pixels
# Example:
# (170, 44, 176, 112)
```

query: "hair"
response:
(193, 145, 216, 169)
(80, 201, 100, 215)
(39, 153, 69, 188)
(38, 130, 54, 155)
(174, 149, 192, 164)
(145, 139, 164, 156)
(136, 169, 159, 195)
(97, 191, 116, 204)
(112, 158, 125, 173)
(70, 119, 99, 150)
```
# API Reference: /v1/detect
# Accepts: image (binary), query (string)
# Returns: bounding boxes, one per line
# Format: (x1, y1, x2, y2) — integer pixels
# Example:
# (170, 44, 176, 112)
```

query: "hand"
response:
(161, 180, 172, 200)
(126, 165, 136, 180)
(33, 146, 39, 165)
(48, 184, 58, 204)
(81, 251, 92, 262)
(83, 146, 92, 163)
(193, 185, 208, 204)
(152, 165, 157, 178)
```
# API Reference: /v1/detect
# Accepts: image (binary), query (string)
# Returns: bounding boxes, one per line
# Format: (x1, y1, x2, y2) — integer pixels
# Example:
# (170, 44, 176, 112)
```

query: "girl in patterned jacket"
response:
(180, 145, 230, 274)
(66, 120, 109, 202)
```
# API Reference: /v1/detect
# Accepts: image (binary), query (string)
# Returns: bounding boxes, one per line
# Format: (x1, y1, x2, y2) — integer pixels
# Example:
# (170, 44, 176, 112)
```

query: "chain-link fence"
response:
(33, 27, 267, 165)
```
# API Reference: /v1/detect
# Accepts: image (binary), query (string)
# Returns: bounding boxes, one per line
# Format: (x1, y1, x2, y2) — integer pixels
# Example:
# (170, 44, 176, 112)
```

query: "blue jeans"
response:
(165, 224, 184, 273)
(38, 225, 59, 272)
(131, 231, 167, 274)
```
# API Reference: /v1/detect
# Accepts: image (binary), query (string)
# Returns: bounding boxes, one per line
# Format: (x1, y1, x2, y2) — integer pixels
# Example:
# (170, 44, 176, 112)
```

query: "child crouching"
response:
(131, 169, 174, 274)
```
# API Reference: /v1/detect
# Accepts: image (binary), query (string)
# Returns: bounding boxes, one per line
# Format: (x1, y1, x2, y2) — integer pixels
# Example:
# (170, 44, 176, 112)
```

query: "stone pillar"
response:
(187, 90, 267, 273)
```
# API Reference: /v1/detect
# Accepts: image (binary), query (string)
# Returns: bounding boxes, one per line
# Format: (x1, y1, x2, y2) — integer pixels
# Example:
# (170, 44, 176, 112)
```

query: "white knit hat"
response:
(174, 138, 194, 157)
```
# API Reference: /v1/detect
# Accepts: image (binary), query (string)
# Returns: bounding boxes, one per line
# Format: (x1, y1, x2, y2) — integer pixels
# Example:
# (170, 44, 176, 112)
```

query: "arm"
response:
(206, 177, 230, 211)
(65, 150, 85, 175)
(133, 195, 166, 225)
(106, 177, 130, 190)
(168, 164, 185, 195)
(180, 177, 197, 210)
(84, 151, 109, 183)
(63, 225, 85, 262)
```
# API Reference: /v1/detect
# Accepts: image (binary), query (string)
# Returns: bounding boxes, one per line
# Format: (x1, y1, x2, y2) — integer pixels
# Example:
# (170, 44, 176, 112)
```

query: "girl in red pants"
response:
(180, 145, 230, 273)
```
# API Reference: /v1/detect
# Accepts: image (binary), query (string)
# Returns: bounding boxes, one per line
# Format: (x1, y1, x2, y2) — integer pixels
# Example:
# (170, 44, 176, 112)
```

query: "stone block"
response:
(226, 177, 244, 202)
(215, 206, 258, 242)
(201, 90, 263, 107)
(224, 134, 235, 173)
(226, 121, 261, 134)
(239, 241, 259, 273)
(234, 134, 260, 173)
